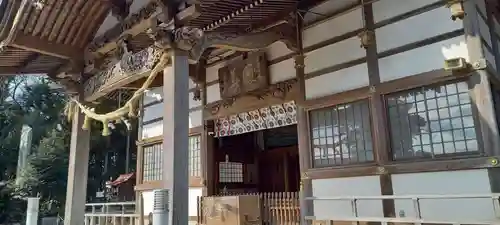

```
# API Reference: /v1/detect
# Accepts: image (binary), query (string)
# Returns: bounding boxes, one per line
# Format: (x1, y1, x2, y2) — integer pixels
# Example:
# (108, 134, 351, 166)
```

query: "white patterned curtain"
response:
(214, 101, 297, 137)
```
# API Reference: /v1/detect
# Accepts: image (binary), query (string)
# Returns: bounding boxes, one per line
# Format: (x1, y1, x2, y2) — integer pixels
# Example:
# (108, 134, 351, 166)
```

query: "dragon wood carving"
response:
(84, 12, 298, 101)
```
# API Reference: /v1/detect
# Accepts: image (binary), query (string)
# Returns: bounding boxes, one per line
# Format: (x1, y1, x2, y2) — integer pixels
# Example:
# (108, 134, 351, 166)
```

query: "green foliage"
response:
(0, 76, 135, 221)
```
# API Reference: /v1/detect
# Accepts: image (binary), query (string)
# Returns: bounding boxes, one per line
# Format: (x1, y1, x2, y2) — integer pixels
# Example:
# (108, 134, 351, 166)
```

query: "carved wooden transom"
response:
(215, 101, 297, 137)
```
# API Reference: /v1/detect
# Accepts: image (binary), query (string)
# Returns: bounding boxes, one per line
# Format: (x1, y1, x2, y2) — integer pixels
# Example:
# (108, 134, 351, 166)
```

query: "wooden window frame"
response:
(303, 69, 495, 179)
(135, 126, 205, 191)
(308, 98, 376, 168)
(384, 79, 485, 161)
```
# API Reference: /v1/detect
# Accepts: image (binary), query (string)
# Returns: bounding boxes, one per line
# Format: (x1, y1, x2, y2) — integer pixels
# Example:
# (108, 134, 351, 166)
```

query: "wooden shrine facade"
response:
(3, 0, 500, 224)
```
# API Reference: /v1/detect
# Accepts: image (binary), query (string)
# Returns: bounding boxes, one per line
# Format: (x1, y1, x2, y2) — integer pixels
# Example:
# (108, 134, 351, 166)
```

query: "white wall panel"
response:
(142, 120, 162, 139)
(189, 78, 196, 89)
(266, 41, 293, 60)
(269, 58, 296, 84)
(189, 92, 202, 109)
(143, 103, 163, 122)
(392, 170, 494, 221)
(142, 191, 154, 215)
(206, 64, 221, 83)
(379, 36, 469, 82)
(143, 87, 163, 105)
(304, 0, 358, 24)
(305, 63, 369, 100)
(376, 7, 463, 53)
(303, 8, 363, 48)
(312, 176, 383, 219)
(189, 110, 202, 128)
(305, 36, 365, 74)
(206, 83, 221, 104)
(189, 188, 203, 217)
(373, 0, 440, 23)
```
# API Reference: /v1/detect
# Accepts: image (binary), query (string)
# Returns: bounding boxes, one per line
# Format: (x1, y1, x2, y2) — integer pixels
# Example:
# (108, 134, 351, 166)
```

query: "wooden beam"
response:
(11, 33, 82, 59)
(0, 67, 24, 74)
(463, 0, 500, 156)
(92, 4, 201, 57)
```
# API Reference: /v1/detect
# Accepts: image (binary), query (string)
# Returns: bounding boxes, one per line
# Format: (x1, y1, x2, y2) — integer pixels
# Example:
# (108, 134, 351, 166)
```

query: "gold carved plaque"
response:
(219, 52, 269, 99)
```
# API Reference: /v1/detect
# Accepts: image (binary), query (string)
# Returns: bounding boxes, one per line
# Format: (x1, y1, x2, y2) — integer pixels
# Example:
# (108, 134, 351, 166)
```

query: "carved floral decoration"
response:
(214, 101, 297, 137)
(84, 47, 163, 99)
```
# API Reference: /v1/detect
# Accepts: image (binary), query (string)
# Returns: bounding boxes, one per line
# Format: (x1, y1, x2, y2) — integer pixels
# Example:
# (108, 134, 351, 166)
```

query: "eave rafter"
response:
(88, 2, 201, 58)
(10, 33, 82, 60)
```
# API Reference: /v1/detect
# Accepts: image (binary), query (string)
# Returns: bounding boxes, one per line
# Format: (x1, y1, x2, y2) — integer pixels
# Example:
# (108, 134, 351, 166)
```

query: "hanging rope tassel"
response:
(65, 51, 170, 136)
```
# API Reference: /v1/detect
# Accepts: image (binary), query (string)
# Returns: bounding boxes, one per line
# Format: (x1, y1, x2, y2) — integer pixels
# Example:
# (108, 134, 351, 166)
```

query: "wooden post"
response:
(64, 95, 91, 225)
(162, 49, 190, 225)
(463, 0, 500, 156)
(293, 12, 313, 225)
(362, 2, 395, 219)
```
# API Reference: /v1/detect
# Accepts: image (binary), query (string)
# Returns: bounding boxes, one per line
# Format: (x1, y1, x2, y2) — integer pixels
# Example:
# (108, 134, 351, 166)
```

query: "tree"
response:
(15, 128, 70, 216)
(0, 76, 135, 221)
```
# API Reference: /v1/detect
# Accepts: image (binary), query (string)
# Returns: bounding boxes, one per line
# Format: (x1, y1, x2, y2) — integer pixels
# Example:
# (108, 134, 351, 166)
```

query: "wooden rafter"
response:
(90, 3, 201, 57)
(11, 33, 81, 59)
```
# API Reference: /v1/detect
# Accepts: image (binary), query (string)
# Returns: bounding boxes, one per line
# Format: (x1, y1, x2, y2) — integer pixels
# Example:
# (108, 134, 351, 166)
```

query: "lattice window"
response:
(189, 135, 201, 177)
(219, 162, 244, 183)
(309, 100, 373, 167)
(387, 81, 479, 160)
(143, 143, 163, 182)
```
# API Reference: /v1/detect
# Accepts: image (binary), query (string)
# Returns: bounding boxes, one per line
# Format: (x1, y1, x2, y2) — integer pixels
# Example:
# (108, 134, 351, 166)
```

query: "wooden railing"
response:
(305, 194, 500, 225)
(84, 202, 139, 225)
(198, 192, 300, 225)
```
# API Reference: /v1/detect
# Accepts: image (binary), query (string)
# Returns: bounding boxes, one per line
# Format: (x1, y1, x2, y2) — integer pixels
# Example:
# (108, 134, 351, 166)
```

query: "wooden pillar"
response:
(463, 0, 500, 156)
(362, 2, 395, 219)
(64, 95, 91, 225)
(202, 120, 215, 196)
(163, 50, 190, 225)
(293, 12, 313, 225)
(200, 59, 215, 196)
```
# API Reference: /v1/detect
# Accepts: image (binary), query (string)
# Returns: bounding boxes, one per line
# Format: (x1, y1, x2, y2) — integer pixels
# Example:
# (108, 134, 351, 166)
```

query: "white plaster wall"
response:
(144, 87, 163, 105)
(188, 188, 203, 217)
(142, 120, 162, 139)
(303, 0, 358, 25)
(376, 6, 464, 53)
(142, 188, 203, 218)
(142, 109, 202, 137)
(392, 169, 495, 222)
(379, 36, 469, 82)
(305, 36, 365, 74)
(312, 176, 383, 220)
(206, 83, 221, 104)
(305, 63, 369, 100)
(269, 58, 296, 84)
(189, 110, 203, 128)
(266, 41, 293, 61)
(372, 0, 441, 23)
(143, 191, 154, 215)
(143, 103, 162, 122)
(189, 93, 202, 109)
(303, 8, 363, 48)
